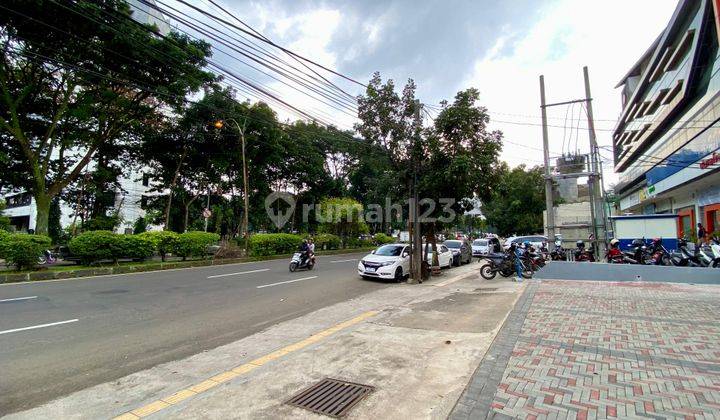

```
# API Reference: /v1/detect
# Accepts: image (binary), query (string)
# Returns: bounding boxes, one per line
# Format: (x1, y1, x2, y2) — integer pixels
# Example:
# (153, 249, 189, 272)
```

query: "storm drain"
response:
(286, 378, 374, 417)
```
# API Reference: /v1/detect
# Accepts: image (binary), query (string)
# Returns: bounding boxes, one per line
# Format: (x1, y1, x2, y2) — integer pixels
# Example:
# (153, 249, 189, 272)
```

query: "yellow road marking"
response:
(131, 400, 170, 417)
(113, 310, 378, 419)
(162, 389, 196, 405)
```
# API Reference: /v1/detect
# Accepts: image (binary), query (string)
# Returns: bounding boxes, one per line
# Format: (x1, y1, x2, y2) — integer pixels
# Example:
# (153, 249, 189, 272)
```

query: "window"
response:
(140, 196, 148, 209)
(665, 29, 695, 72)
(662, 79, 683, 105)
(649, 46, 674, 82)
(142, 173, 150, 187)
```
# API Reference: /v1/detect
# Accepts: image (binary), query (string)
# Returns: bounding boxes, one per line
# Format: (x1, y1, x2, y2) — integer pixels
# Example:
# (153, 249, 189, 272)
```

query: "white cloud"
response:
(463, 0, 677, 186)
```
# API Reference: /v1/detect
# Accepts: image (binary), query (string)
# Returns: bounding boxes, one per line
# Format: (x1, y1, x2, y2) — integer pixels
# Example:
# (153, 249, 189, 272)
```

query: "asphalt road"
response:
(0, 252, 388, 415)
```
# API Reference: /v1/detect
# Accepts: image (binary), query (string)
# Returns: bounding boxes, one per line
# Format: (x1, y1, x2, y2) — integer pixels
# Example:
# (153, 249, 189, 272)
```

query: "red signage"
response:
(699, 151, 720, 169)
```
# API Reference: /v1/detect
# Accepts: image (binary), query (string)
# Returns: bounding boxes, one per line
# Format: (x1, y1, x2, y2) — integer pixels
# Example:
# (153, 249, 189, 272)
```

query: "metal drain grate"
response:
(286, 378, 374, 417)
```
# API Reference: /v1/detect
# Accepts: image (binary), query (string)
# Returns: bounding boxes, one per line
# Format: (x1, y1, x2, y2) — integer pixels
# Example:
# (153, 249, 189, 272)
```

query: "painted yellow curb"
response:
(113, 310, 378, 419)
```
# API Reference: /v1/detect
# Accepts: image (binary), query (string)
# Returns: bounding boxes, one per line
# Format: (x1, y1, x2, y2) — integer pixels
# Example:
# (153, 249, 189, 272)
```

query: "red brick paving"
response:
(489, 280, 720, 418)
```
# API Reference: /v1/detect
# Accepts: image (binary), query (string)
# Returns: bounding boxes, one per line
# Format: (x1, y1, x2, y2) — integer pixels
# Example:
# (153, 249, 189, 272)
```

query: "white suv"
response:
(358, 243, 410, 282)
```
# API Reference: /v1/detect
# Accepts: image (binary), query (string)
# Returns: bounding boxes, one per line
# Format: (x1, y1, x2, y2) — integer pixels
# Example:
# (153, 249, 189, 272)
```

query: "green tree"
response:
(316, 197, 369, 244)
(481, 164, 546, 236)
(0, 199, 11, 231)
(0, 0, 214, 234)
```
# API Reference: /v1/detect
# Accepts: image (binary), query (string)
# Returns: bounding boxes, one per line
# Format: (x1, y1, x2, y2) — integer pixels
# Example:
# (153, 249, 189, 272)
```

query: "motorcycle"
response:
(573, 241, 595, 262)
(669, 238, 704, 267)
(37, 249, 57, 265)
(708, 236, 720, 268)
(646, 238, 673, 266)
(479, 250, 532, 280)
(289, 251, 315, 272)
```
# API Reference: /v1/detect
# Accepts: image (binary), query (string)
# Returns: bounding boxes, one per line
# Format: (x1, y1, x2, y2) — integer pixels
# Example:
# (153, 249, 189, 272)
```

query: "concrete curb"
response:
(0, 247, 375, 285)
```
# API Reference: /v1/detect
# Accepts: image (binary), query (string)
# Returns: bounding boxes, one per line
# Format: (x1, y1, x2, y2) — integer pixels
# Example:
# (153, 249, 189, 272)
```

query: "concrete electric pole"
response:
(540, 75, 556, 251)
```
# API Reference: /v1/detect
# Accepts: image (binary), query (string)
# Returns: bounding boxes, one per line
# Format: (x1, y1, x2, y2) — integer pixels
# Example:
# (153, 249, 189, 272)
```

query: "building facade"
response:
(614, 0, 720, 238)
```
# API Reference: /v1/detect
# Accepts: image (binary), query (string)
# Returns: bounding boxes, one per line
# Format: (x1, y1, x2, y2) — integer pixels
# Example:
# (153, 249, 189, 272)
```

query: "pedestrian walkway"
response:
(451, 279, 720, 419)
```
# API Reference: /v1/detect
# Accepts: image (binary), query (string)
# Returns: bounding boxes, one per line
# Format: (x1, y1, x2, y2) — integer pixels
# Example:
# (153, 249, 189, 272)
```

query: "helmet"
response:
(652, 237, 661, 244)
(631, 238, 644, 247)
(610, 238, 620, 247)
(678, 237, 687, 247)
(523, 240, 531, 248)
(576, 240, 585, 248)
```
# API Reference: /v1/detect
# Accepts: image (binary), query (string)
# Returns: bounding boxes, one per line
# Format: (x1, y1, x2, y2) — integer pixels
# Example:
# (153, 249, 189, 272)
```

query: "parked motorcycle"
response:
(479, 250, 532, 280)
(289, 251, 315, 272)
(669, 238, 704, 267)
(37, 249, 57, 265)
(646, 238, 673, 266)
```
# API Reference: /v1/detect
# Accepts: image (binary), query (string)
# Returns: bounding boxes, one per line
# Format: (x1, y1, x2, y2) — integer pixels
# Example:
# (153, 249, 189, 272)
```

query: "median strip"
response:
(256, 276, 318, 289)
(113, 310, 379, 419)
(206, 268, 270, 279)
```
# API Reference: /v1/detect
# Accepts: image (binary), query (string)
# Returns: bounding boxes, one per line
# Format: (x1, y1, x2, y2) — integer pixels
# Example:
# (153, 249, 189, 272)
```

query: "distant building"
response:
(613, 0, 720, 238)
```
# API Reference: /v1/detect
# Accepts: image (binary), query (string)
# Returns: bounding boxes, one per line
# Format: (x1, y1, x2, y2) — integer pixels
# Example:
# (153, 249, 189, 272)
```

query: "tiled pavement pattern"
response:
(452, 280, 720, 419)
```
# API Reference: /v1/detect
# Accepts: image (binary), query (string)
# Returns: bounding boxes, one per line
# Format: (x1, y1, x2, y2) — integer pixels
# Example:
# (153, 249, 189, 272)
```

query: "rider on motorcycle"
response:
(606, 238, 622, 262)
(299, 239, 310, 266)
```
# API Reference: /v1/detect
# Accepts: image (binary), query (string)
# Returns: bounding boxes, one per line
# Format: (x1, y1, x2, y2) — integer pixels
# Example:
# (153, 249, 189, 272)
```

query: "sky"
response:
(169, 0, 680, 186)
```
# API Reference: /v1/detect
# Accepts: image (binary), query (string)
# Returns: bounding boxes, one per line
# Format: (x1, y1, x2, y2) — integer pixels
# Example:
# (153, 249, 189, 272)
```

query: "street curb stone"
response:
(449, 280, 539, 420)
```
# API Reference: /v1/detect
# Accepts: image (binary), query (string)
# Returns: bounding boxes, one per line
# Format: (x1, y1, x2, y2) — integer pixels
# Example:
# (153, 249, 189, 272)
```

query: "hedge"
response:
(137, 231, 178, 261)
(312, 233, 341, 250)
(69, 230, 123, 265)
(174, 231, 220, 260)
(118, 234, 155, 261)
(373, 233, 395, 245)
(0, 233, 51, 270)
(248, 233, 303, 256)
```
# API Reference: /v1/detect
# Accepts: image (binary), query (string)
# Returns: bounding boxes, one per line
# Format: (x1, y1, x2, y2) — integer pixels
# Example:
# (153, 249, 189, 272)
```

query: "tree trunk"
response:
(34, 193, 51, 235)
(164, 147, 188, 230)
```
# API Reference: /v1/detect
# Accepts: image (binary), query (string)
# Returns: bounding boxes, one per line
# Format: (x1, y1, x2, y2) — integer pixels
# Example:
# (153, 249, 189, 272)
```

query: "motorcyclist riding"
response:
(299, 239, 310, 266)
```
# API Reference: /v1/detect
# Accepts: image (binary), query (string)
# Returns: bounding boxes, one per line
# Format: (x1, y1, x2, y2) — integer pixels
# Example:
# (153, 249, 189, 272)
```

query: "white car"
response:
(503, 235, 548, 250)
(423, 243, 453, 268)
(471, 239, 490, 257)
(358, 243, 410, 282)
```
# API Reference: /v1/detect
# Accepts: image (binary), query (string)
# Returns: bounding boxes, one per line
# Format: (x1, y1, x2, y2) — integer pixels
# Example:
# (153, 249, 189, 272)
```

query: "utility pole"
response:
(539, 67, 605, 255)
(583, 66, 605, 257)
(540, 75, 556, 252)
(409, 99, 423, 283)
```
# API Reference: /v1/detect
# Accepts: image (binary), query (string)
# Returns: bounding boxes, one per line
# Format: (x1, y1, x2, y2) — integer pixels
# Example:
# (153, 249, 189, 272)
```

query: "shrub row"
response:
(248, 233, 303, 256)
(247, 233, 395, 257)
(0, 232, 52, 270)
(69, 230, 220, 265)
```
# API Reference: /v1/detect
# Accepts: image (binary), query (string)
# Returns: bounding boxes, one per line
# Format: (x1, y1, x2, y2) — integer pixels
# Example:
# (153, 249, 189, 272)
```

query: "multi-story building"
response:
(613, 0, 720, 238)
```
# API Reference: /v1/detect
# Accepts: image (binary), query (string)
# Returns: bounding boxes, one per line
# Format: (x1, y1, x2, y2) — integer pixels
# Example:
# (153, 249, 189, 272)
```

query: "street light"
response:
(215, 118, 250, 253)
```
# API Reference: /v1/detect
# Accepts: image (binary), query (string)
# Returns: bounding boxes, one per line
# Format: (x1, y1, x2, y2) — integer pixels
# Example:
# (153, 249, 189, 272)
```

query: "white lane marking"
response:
(330, 259, 358, 263)
(207, 268, 270, 279)
(257, 276, 318, 289)
(0, 319, 79, 335)
(0, 296, 38, 303)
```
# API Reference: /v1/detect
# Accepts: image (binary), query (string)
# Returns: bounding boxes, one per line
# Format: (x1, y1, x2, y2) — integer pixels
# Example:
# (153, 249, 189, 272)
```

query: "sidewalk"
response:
(6, 263, 524, 419)
(450, 278, 720, 419)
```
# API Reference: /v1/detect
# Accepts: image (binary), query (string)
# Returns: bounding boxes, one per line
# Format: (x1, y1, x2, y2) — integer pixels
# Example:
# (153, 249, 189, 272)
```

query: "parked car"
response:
(443, 239, 472, 266)
(423, 243, 453, 268)
(503, 235, 548, 250)
(358, 243, 410, 282)
(471, 239, 490, 257)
